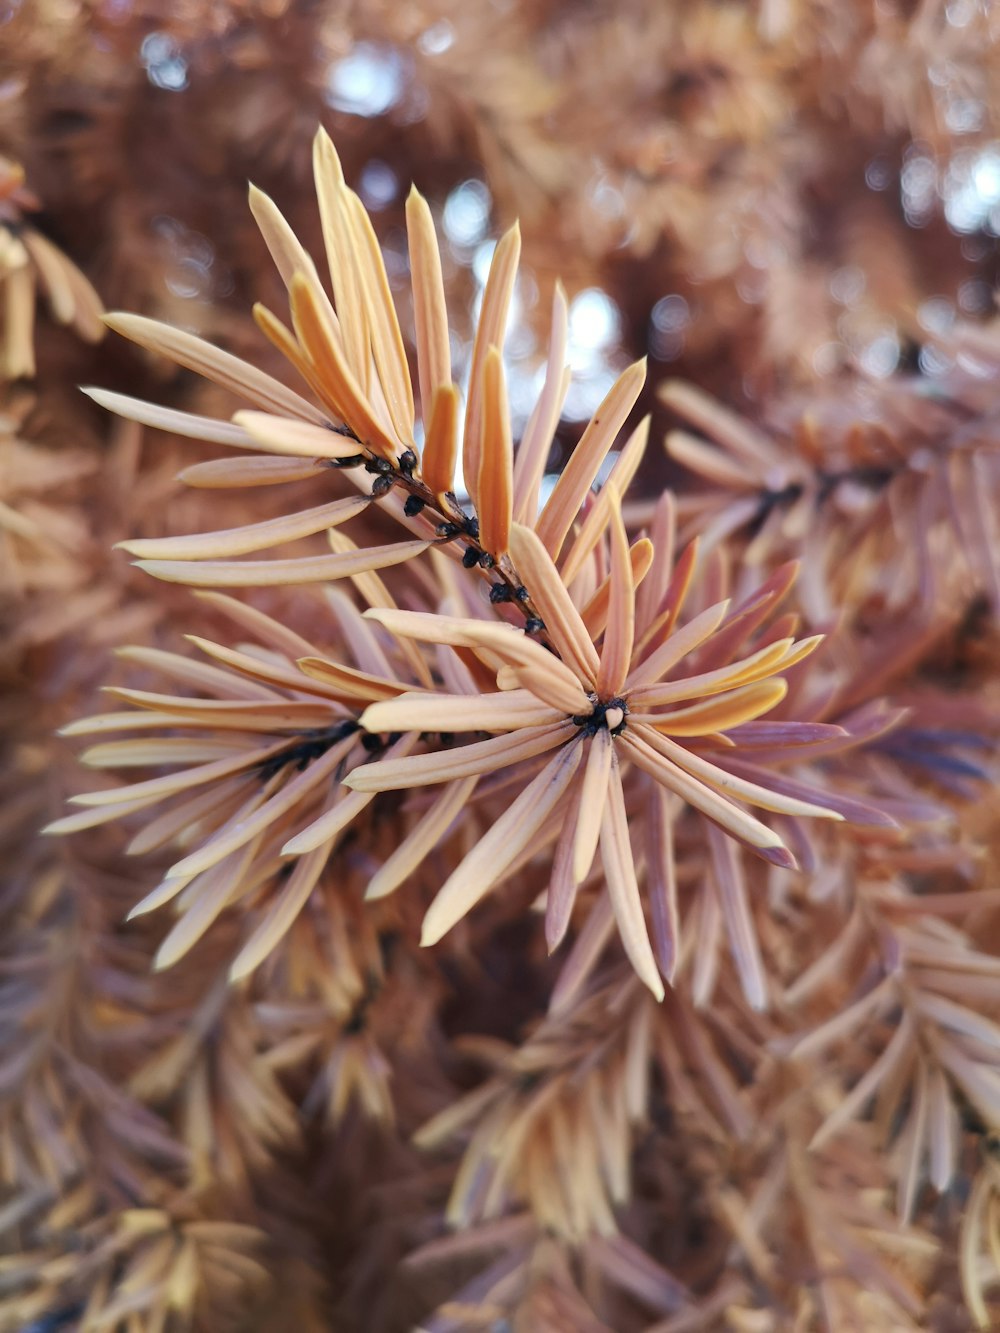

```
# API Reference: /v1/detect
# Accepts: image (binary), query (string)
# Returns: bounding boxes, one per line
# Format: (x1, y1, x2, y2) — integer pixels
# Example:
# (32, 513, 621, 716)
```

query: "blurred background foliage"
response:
(3, 1, 1000, 1330)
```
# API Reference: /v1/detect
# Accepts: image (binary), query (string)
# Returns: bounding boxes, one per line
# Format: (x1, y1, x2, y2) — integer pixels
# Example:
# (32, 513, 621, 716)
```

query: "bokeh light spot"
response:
(141, 33, 188, 92)
(418, 21, 455, 55)
(444, 181, 491, 249)
(325, 44, 404, 118)
(359, 160, 398, 211)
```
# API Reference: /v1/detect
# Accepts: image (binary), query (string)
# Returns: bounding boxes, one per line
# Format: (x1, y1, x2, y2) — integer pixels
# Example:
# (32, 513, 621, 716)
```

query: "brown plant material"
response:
(0, 155, 103, 378)
(4, 8, 1000, 1331)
